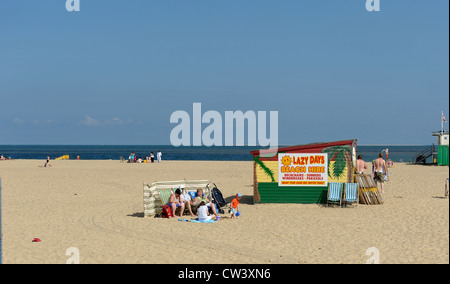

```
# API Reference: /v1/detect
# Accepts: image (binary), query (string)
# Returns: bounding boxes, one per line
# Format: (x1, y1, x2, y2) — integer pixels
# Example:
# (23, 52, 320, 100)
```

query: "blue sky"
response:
(0, 0, 448, 145)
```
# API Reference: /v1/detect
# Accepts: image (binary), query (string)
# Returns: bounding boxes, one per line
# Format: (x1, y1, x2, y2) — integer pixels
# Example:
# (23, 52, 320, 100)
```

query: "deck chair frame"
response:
(355, 174, 383, 205)
(343, 183, 359, 207)
(327, 182, 343, 207)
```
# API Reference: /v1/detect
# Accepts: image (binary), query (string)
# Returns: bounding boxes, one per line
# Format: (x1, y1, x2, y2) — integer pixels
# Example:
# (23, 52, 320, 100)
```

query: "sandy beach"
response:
(0, 159, 448, 264)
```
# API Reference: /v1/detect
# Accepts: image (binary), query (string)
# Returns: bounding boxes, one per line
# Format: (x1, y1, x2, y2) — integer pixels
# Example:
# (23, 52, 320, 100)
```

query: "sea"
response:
(0, 145, 433, 163)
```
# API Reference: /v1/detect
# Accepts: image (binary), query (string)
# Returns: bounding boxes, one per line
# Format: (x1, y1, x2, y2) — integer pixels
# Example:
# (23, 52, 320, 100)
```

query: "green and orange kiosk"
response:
(251, 139, 357, 204)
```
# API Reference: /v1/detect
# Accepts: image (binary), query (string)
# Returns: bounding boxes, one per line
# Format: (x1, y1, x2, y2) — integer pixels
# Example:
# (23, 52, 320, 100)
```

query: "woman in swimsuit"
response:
(168, 188, 185, 217)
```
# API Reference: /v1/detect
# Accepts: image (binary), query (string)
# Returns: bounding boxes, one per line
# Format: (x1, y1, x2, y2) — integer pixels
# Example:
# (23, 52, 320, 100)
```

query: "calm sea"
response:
(0, 145, 432, 163)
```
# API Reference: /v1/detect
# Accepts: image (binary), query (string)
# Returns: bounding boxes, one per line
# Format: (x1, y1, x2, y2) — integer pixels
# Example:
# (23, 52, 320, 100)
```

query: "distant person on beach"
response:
(168, 188, 185, 218)
(44, 155, 51, 167)
(157, 150, 162, 163)
(150, 152, 154, 163)
(128, 152, 136, 163)
(356, 155, 367, 174)
(373, 153, 387, 193)
(0, 155, 5, 160)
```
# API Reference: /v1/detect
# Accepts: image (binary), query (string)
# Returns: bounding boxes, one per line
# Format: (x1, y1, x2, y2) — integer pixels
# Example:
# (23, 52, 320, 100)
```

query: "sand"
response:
(0, 159, 448, 264)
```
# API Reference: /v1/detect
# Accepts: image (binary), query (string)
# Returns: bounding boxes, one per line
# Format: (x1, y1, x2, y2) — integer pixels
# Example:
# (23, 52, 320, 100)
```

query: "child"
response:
(230, 193, 242, 219)
(197, 201, 215, 221)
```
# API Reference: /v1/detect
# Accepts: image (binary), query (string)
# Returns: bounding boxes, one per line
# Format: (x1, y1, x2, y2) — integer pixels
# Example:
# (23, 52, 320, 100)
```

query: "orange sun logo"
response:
(281, 156, 292, 167)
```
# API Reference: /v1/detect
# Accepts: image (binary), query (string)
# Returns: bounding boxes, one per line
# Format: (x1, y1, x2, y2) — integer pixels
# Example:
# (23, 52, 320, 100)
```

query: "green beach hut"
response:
(251, 139, 358, 204)
(432, 131, 449, 166)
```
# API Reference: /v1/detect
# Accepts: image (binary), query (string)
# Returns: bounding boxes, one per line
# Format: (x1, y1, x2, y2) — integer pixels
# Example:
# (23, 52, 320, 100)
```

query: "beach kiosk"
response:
(432, 111, 449, 166)
(250, 139, 357, 204)
(432, 131, 449, 166)
(413, 112, 449, 165)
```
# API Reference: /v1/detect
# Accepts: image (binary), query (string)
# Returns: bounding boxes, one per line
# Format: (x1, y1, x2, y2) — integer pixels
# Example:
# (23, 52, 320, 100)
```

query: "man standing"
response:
(373, 153, 386, 193)
(157, 150, 162, 163)
(356, 155, 367, 174)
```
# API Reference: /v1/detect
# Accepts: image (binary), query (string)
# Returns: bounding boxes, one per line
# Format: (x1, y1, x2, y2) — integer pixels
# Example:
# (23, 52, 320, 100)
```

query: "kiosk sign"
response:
(278, 153, 328, 186)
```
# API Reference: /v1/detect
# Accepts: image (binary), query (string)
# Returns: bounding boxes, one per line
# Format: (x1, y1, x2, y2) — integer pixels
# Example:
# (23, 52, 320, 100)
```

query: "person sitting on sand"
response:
(167, 188, 185, 218)
(180, 186, 195, 217)
(193, 188, 218, 216)
(196, 201, 216, 221)
(373, 153, 387, 193)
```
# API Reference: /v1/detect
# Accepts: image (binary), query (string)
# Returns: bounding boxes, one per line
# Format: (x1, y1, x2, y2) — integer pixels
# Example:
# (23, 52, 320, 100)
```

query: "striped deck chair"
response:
(343, 183, 359, 207)
(158, 189, 174, 206)
(327, 182, 342, 207)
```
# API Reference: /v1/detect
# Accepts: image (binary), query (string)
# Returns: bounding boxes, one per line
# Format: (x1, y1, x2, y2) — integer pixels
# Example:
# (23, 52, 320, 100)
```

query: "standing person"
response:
(44, 155, 51, 167)
(373, 153, 387, 193)
(356, 155, 367, 174)
(129, 152, 136, 163)
(150, 152, 154, 163)
(45, 155, 50, 167)
(157, 150, 162, 163)
(230, 193, 242, 219)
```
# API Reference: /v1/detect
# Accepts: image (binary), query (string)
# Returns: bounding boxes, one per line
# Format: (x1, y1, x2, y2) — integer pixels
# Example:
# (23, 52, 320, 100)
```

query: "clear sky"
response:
(0, 0, 448, 145)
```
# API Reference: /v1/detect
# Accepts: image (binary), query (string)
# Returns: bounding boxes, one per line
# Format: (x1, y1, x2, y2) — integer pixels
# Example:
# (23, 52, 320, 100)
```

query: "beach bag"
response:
(161, 205, 173, 218)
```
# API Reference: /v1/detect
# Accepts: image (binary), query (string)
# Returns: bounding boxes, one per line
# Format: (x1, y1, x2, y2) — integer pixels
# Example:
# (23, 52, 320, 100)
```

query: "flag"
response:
(443, 112, 447, 124)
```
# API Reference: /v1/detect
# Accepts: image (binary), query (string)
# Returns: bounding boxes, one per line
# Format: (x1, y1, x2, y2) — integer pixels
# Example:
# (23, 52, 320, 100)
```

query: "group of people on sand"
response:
(167, 185, 242, 221)
(356, 152, 388, 193)
(0, 155, 12, 160)
(128, 150, 162, 163)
